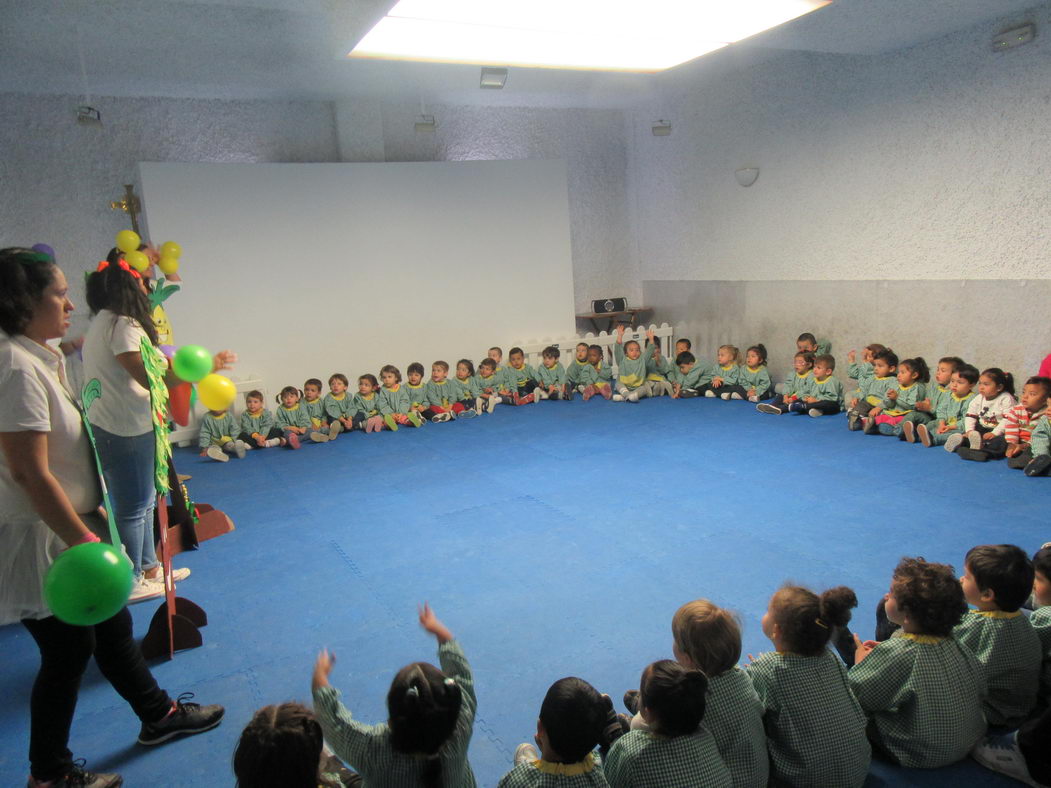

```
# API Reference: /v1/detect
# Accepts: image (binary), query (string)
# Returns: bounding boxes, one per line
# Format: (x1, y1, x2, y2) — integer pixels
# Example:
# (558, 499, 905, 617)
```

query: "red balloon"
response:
(169, 381, 192, 426)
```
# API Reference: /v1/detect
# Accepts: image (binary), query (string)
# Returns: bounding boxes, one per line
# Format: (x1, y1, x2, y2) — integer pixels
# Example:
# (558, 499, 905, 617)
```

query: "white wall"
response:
(629, 5, 1051, 381)
(139, 160, 576, 390)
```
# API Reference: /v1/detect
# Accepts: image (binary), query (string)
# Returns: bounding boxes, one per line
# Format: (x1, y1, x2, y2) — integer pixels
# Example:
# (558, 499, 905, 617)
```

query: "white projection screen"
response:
(139, 160, 576, 393)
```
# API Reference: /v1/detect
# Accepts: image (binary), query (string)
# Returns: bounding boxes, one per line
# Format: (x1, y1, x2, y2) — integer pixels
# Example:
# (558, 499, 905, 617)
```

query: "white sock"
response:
(265, 438, 281, 447)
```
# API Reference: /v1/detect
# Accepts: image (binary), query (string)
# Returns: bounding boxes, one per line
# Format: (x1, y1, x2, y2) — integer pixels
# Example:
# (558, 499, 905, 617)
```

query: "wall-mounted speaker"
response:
(592, 297, 627, 314)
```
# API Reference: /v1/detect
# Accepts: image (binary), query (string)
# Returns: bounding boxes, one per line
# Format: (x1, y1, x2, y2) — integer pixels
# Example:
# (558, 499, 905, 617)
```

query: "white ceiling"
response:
(0, 0, 1046, 108)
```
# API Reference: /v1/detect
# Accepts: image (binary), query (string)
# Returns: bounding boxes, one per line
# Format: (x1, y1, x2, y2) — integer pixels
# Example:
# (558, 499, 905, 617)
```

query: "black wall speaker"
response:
(592, 297, 627, 314)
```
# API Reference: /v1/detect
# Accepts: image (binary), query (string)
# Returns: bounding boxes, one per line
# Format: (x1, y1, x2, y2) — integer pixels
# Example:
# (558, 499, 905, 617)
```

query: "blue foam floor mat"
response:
(1, 397, 1047, 786)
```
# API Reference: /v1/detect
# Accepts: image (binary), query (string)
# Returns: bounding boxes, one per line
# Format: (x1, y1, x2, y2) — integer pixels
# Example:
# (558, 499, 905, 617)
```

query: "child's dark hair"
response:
(769, 585, 857, 657)
(981, 367, 1015, 396)
(588, 344, 602, 355)
(538, 677, 608, 763)
(509, 346, 524, 358)
(813, 354, 835, 371)
(457, 359, 475, 376)
(676, 351, 695, 366)
(890, 557, 968, 636)
(956, 365, 980, 385)
(900, 357, 930, 383)
(380, 364, 402, 383)
(796, 332, 817, 345)
(478, 358, 496, 372)
(624, 339, 640, 352)
(672, 599, 741, 676)
(676, 338, 692, 350)
(542, 345, 560, 360)
(304, 378, 323, 392)
(233, 702, 331, 788)
(85, 261, 159, 346)
(387, 662, 462, 787)
(718, 345, 739, 362)
(358, 373, 379, 389)
(793, 351, 815, 367)
(939, 356, 965, 372)
(747, 344, 767, 365)
(329, 373, 349, 387)
(245, 389, 263, 402)
(407, 362, 425, 377)
(965, 544, 1034, 613)
(873, 348, 898, 368)
(1025, 376, 1051, 399)
(0, 248, 58, 336)
(1033, 546, 1051, 581)
(865, 343, 888, 356)
(489, 346, 503, 356)
(640, 660, 708, 737)
(276, 386, 301, 404)
(576, 342, 589, 352)
(433, 360, 449, 372)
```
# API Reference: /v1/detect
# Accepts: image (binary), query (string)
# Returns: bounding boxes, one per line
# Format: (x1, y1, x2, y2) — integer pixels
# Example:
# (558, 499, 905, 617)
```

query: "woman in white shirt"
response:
(0, 248, 224, 788)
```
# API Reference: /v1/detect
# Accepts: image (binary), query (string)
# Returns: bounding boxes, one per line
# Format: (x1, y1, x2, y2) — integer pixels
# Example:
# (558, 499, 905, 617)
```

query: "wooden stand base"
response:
(141, 597, 208, 659)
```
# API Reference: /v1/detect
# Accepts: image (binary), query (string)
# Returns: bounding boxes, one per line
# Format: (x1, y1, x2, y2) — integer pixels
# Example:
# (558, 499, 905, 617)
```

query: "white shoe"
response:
(129, 577, 165, 604)
(205, 445, 228, 462)
(309, 431, 329, 443)
(704, 390, 716, 398)
(966, 430, 983, 450)
(747, 395, 758, 402)
(731, 393, 743, 400)
(514, 743, 540, 766)
(169, 567, 191, 582)
(808, 408, 823, 418)
(945, 433, 965, 453)
(627, 391, 639, 403)
(535, 388, 549, 400)
(971, 732, 1040, 787)
(234, 439, 248, 458)
(612, 394, 624, 402)
(487, 396, 500, 413)
(720, 392, 730, 400)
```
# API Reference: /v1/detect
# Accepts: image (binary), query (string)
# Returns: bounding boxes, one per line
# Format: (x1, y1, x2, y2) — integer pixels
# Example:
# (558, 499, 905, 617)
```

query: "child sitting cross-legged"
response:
(729, 344, 772, 403)
(198, 407, 246, 462)
(302, 378, 330, 440)
(505, 347, 540, 405)
(535, 346, 573, 401)
(239, 389, 286, 449)
(954, 544, 1042, 727)
(312, 604, 476, 787)
(756, 351, 813, 415)
(958, 376, 1050, 464)
(450, 359, 482, 417)
(849, 557, 986, 768)
(605, 661, 732, 788)
(404, 362, 431, 421)
(846, 348, 898, 431)
(705, 345, 742, 399)
(798, 353, 843, 417)
(915, 364, 977, 448)
(747, 585, 870, 787)
(612, 325, 650, 403)
(498, 677, 618, 787)
(945, 367, 1017, 455)
(900, 356, 964, 441)
(476, 358, 505, 413)
(624, 600, 768, 788)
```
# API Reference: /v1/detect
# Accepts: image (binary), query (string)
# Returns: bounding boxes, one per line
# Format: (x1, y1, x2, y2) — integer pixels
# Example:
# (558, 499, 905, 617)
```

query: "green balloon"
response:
(44, 542, 133, 626)
(172, 345, 213, 383)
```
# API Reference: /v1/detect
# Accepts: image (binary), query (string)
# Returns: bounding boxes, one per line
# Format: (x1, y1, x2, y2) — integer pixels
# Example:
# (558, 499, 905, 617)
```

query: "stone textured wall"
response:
(0, 92, 339, 332)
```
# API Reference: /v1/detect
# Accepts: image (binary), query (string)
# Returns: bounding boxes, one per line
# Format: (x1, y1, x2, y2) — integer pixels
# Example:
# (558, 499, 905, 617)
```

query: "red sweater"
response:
(994, 404, 1047, 444)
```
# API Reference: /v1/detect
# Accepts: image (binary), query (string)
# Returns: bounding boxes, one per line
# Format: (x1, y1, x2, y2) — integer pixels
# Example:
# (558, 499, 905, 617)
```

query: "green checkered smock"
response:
(312, 640, 477, 787)
(747, 650, 870, 788)
(953, 610, 1042, 727)
(497, 752, 609, 787)
(848, 632, 986, 768)
(704, 668, 769, 788)
(604, 728, 732, 788)
(1032, 606, 1051, 709)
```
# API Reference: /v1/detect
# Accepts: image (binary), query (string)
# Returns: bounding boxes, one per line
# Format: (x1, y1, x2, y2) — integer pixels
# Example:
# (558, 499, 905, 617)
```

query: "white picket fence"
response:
(515, 322, 675, 374)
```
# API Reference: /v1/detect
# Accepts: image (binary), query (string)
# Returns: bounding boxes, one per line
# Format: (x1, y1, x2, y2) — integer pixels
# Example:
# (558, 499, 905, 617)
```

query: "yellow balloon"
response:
(160, 241, 182, 259)
(198, 374, 236, 411)
(115, 230, 141, 254)
(124, 250, 149, 272)
(158, 255, 180, 276)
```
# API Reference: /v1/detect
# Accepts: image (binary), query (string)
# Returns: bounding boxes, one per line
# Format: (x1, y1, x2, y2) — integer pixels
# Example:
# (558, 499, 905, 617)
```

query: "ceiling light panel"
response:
(349, 0, 830, 72)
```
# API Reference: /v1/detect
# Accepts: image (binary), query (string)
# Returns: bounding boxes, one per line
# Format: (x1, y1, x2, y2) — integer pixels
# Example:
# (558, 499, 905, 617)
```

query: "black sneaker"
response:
(29, 760, 122, 788)
(1025, 455, 1051, 477)
(137, 693, 224, 746)
(957, 447, 990, 462)
(623, 689, 640, 715)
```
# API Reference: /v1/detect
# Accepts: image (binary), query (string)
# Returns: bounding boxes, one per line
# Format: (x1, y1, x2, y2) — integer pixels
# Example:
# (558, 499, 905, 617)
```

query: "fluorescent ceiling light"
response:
(349, 0, 830, 72)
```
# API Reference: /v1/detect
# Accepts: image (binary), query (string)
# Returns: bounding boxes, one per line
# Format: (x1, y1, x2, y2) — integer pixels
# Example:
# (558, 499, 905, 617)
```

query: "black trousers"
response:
(22, 609, 172, 781)
(792, 399, 840, 415)
(239, 427, 283, 444)
(1019, 704, 1051, 785)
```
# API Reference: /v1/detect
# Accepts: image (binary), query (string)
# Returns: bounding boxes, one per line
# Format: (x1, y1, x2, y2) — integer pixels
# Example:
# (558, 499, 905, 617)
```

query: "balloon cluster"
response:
(171, 345, 236, 414)
(114, 230, 182, 275)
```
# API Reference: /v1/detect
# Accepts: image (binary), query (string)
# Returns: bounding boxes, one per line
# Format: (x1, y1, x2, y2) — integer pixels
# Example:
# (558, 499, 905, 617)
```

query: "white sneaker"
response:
(627, 391, 639, 403)
(535, 388, 549, 400)
(514, 743, 540, 766)
(971, 732, 1040, 787)
(720, 392, 730, 400)
(747, 395, 758, 402)
(612, 394, 625, 402)
(486, 396, 499, 414)
(808, 408, 823, 418)
(234, 440, 247, 458)
(945, 433, 965, 453)
(732, 393, 743, 400)
(704, 390, 716, 398)
(169, 567, 191, 582)
(309, 431, 329, 443)
(129, 577, 165, 604)
(205, 446, 228, 463)
(966, 430, 983, 450)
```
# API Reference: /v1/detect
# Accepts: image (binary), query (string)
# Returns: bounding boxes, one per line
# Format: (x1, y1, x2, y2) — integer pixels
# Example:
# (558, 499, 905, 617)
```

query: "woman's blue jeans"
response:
(92, 426, 158, 578)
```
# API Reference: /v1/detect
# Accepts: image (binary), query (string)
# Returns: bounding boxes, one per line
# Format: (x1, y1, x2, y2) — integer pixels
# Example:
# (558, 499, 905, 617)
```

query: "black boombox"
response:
(592, 297, 627, 314)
